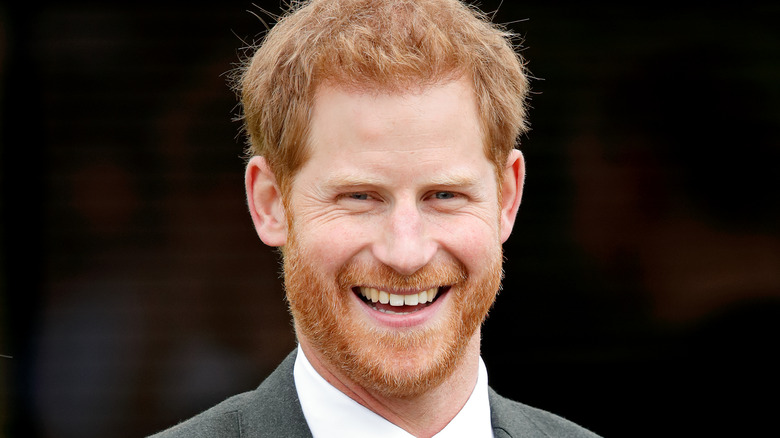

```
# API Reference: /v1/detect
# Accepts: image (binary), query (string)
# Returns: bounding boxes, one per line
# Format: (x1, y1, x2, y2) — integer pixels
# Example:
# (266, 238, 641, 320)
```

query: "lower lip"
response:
(352, 288, 450, 328)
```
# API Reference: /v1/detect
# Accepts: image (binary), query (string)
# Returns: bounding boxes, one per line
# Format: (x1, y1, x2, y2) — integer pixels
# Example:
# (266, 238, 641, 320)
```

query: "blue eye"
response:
(433, 192, 455, 200)
(349, 193, 370, 200)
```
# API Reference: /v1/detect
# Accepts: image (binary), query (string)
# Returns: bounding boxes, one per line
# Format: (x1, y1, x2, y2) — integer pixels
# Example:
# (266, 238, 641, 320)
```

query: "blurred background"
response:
(1, 1, 778, 436)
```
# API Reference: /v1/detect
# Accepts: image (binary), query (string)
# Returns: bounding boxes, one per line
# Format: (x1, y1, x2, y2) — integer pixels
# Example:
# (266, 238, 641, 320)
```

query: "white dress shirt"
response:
(294, 345, 494, 438)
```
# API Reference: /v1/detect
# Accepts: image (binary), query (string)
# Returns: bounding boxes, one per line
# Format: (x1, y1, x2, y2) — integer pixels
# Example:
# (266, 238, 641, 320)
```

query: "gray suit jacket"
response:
(150, 351, 600, 437)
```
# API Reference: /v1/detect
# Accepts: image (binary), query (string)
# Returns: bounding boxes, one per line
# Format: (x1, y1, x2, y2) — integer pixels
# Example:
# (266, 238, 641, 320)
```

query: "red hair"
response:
(238, 0, 530, 194)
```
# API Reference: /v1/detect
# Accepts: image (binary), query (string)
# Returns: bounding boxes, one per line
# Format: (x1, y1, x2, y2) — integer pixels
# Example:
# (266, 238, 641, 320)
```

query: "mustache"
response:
(336, 259, 468, 292)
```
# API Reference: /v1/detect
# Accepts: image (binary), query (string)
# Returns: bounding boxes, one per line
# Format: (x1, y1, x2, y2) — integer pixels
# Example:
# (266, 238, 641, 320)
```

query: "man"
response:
(153, 0, 600, 436)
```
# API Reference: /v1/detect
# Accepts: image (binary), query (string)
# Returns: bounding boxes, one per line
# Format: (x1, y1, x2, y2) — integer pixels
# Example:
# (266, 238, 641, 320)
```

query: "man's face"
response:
(283, 79, 506, 397)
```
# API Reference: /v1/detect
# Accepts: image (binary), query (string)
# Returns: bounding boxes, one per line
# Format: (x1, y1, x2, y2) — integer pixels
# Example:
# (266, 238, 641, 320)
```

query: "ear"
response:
(245, 156, 287, 247)
(499, 149, 525, 243)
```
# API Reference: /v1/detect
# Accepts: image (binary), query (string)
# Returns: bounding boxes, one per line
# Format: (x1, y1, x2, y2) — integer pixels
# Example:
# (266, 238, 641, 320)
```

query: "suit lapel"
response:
(239, 350, 313, 437)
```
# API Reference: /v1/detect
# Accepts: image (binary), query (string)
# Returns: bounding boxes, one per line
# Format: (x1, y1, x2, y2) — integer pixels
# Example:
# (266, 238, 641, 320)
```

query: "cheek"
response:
(438, 222, 500, 272)
(462, 235, 497, 267)
(296, 219, 374, 271)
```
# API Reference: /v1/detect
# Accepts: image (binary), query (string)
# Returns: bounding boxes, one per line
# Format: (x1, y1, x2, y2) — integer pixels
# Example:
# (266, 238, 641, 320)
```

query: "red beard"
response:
(283, 228, 503, 398)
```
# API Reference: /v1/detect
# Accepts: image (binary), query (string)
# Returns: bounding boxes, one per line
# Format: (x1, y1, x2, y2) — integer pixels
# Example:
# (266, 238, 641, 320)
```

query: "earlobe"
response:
(245, 156, 288, 247)
(499, 149, 525, 243)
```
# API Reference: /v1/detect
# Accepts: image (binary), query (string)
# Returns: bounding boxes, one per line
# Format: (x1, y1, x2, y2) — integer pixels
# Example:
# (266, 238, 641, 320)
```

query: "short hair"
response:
(238, 0, 530, 195)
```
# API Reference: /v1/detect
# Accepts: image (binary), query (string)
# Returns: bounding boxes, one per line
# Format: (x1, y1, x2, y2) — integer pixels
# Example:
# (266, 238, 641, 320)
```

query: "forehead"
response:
(290, 78, 497, 195)
(309, 79, 483, 157)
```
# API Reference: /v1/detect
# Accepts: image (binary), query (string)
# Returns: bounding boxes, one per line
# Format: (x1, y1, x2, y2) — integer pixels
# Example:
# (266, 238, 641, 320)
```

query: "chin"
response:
(284, 232, 503, 399)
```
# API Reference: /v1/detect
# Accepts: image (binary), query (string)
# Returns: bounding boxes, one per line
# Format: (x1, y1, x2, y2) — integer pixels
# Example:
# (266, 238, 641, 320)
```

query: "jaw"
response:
(296, 325, 484, 412)
(290, 269, 495, 400)
(283, 241, 502, 400)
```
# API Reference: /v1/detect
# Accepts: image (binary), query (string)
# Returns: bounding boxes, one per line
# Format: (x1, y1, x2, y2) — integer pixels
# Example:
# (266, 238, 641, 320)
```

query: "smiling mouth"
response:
(354, 286, 450, 315)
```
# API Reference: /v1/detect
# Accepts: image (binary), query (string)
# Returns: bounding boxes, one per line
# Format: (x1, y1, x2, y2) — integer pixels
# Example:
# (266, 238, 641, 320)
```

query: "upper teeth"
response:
(358, 287, 439, 307)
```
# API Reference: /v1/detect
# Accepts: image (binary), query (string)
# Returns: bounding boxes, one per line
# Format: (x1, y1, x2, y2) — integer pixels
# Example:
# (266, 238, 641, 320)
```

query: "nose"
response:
(372, 200, 437, 276)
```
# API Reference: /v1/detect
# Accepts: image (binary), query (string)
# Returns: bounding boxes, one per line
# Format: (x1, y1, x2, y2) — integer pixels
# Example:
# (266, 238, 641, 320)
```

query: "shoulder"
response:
(148, 390, 254, 438)
(489, 387, 602, 438)
(148, 351, 312, 438)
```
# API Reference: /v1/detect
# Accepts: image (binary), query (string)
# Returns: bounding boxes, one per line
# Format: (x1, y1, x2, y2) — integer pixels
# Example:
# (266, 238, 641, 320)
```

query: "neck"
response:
(298, 332, 482, 438)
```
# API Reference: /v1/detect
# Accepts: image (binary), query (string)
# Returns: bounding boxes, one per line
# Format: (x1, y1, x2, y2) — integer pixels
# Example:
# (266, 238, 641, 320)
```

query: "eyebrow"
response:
(426, 172, 482, 187)
(321, 174, 385, 189)
(322, 171, 483, 190)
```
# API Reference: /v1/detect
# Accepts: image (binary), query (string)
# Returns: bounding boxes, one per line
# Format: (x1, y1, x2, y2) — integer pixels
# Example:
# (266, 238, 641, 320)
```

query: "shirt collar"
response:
(293, 345, 494, 438)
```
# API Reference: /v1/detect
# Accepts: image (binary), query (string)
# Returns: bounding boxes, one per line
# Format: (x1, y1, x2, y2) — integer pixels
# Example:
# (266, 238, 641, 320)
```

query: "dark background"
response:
(2, 1, 779, 436)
